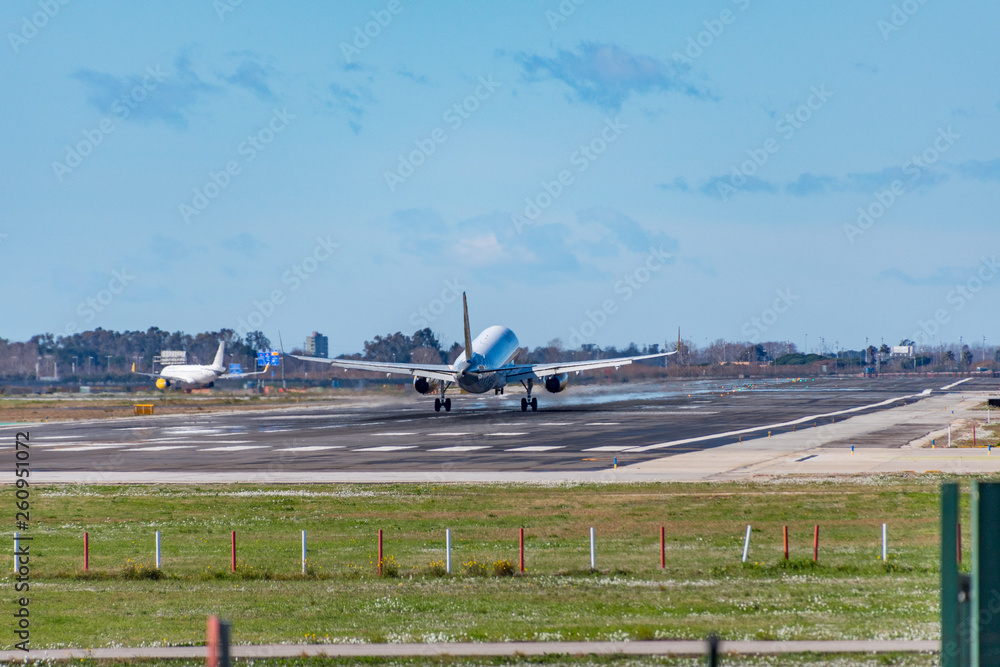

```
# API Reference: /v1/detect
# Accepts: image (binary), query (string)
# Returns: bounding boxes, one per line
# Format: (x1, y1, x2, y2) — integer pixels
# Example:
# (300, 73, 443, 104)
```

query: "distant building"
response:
(305, 332, 328, 358)
(890, 346, 914, 357)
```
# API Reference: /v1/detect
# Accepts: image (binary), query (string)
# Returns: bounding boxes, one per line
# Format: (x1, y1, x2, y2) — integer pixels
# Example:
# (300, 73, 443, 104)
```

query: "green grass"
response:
(3, 478, 972, 649)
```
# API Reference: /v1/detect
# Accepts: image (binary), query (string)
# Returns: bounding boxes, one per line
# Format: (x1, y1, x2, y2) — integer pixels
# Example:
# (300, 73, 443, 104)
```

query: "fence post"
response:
(231, 531, 236, 572)
(660, 526, 665, 569)
(882, 523, 887, 561)
(741, 525, 751, 563)
(519, 528, 525, 573)
(783, 526, 789, 560)
(589, 527, 596, 570)
(378, 529, 384, 576)
(813, 525, 819, 562)
(301, 530, 307, 575)
(84, 532, 89, 572)
(446, 529, 451, 574)
(155, 530, 161, 569)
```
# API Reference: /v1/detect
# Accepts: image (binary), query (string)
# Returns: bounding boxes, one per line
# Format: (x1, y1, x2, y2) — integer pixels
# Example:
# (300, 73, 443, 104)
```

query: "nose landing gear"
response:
(519, 379, 537, 411)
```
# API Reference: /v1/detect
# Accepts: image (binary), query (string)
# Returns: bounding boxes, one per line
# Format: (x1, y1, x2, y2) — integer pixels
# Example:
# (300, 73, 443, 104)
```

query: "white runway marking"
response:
(124, 446, 197, 452)
(584, 446, 633, 452)
(197, 445, 271, 452)
(506, 446, 564, 452)
(585, 422, 620, 426)
(163, 428, 220, 435)
(52, 445, 127, 452)
(428, 446, 491, 452)
(372, 432, 417, 436)
(195, 440, 252, 444)
(34, 441, 120, 448)
(537, 422, 572, 426)
(426, 432, 472, 437)
(279, 446, 345, 452)
(941, 378, 973, 390)
(629, 389, 935, 453)
(483, 432, 529, 437)
(355, 445, 418, 452)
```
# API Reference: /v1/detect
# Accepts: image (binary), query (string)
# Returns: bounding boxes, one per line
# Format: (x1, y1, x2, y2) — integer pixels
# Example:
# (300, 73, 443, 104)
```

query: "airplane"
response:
(289, 293, 677, 412)
(131, 341, 269, 391)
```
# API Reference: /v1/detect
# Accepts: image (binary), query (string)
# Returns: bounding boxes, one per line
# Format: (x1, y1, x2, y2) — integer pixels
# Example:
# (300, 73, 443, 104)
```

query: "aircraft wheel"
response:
(444, 398, 452, 412)
(530, 397, 538, 412)
(434, 398, 442, 412)
(521, 397, 528, 412)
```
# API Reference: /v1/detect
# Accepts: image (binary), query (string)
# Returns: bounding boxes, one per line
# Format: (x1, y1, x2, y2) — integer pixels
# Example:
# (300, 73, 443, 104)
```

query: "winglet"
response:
(462, 292, 473, 362)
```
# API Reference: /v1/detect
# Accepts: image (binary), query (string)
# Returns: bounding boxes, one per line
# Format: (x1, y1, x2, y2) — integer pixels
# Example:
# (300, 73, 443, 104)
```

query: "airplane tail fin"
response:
(462, 292, 473, 361)
(212, 341, 226, 372)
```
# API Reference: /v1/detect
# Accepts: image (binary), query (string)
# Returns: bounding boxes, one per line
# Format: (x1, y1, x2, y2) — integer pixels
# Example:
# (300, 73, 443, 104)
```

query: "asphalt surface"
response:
(2, 376, 994, 476)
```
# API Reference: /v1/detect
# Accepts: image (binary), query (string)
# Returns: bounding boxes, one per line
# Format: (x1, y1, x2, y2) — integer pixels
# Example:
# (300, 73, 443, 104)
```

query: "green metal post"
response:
(942, 483, 967, 666)
(974, 482, 1000, 665)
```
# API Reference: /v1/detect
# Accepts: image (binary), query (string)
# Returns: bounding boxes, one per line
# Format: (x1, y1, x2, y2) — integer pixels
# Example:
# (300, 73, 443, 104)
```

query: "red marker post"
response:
(813, 525, 819, 562)
(660, 526, 666, 569)
(378, 529, 384, 576)
(519, 528, 525, 573)
(783, 526, 789, 561)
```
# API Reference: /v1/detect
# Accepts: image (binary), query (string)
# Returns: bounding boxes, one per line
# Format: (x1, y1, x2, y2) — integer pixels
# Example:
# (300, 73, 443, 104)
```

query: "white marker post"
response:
(741, 525, 752, 563)
(882, 523, 887, 561)
(589, 527, 596, 570)
(301, 530, 307, 575)
(155, 531, 161, 569)
(14, 532, 18, 561)
(446, 529, 451, 574)
(948, 424, 952, 447)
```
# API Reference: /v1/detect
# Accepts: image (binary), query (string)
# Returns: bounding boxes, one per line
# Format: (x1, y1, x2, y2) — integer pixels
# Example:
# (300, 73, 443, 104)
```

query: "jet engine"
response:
(544, 373, 568, 393)
(413, 376, 438, 394)
(155, 378, 169, 389)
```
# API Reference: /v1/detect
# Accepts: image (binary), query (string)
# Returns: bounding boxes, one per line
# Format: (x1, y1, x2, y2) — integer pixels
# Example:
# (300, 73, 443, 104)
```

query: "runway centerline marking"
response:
(355, 445, 418, 452)
(197, 445, 271, 452)
(506, 446, 564, 452)
(585, 422, 620, 426)
(428, 446, 491, 452)
(483, 432, 529, 437)
(584, 446, 634, 452)
(279, 446, 345, 452)
(426, 432, 472, 437)
(372, 432, 417, 436)
(629, 389, 935, 453)
(125, 446, 197, 452)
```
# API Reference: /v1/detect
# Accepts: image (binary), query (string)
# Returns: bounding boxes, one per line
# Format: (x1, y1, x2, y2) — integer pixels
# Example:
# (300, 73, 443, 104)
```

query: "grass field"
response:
(4, 478, 969, 651)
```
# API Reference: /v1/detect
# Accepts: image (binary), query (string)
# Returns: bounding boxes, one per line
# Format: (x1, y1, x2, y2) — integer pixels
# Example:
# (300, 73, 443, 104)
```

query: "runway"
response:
(2, 375, 995, 482)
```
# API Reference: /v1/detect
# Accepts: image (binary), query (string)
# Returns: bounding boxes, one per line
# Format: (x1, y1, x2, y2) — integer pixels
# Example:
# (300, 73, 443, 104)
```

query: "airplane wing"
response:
(288, 354, 456, 384)
(219, 364, 270, 379)
(497, 350, 677, 382)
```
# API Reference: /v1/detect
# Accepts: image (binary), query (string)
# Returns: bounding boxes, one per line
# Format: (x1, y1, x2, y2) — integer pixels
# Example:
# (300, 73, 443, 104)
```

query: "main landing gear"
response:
(520, 378, 537, 412)
(434, 384, 452, 412)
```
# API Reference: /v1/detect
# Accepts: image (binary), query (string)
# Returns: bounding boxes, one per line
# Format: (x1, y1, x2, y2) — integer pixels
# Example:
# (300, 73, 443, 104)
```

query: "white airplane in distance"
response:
(290, 293, 677, 412)
(131, 341, 269, 391)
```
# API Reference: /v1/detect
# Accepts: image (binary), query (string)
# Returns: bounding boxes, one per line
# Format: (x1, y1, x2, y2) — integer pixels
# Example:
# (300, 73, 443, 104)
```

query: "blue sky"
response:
(2, 0, 998, 355)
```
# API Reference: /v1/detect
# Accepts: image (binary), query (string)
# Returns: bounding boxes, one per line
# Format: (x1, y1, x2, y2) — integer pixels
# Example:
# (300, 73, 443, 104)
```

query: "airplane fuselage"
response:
(159, 365, 222, 388)
(452, 325, 519, 394)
